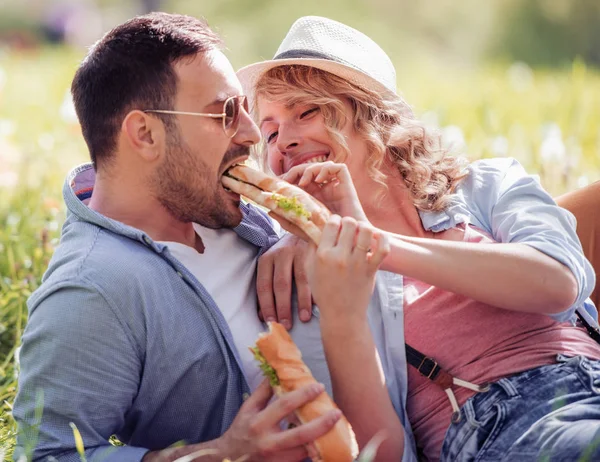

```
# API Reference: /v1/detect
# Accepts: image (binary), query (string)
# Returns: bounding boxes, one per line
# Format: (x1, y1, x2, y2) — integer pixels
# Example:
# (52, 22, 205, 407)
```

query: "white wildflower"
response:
(490, 136, 509, 157)
(540, 123, 566, 163)
(441, 125, 466, 152)
(508, 62, 534, 93)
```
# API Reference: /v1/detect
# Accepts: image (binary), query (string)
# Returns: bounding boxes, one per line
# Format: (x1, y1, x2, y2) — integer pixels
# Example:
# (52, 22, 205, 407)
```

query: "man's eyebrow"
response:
(203, 92, 241, 110)
(205, 97, 227, 108)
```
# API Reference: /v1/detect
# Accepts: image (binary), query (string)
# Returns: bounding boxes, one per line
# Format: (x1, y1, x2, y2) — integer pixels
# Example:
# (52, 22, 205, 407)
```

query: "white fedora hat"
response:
(237, 16, 398, 106)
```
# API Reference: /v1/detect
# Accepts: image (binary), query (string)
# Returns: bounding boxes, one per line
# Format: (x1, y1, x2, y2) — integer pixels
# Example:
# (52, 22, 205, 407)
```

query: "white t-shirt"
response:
(159, 224, 264, 391)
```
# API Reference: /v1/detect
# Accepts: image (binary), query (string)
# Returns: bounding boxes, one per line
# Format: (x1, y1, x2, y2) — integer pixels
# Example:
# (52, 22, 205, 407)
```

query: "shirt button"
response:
(143, 236, 152, 246)
(176, 271, 183, 278)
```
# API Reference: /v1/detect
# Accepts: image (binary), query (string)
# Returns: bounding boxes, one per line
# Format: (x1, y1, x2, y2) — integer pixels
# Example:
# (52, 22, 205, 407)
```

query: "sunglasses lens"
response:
(224, 97, 241, 137)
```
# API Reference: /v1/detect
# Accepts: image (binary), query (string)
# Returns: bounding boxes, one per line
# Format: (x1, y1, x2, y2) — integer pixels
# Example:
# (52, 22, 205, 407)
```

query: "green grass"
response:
(1, 45, 600, 460)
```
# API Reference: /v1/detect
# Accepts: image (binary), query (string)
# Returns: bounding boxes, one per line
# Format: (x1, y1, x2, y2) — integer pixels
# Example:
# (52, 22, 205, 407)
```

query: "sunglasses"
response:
(144, 95, 248, 138)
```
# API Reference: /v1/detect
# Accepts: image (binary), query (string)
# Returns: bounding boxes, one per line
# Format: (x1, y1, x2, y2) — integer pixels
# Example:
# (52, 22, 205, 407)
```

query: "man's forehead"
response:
(174, 49, 242, 104)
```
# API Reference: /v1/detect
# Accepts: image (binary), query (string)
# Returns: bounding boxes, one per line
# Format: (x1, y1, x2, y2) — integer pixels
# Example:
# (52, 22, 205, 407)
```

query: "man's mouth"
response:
(222, 163, 243, 194)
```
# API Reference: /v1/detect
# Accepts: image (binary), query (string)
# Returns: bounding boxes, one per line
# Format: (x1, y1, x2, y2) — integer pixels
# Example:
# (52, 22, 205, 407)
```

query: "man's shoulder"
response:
(30, 219, 173, 313)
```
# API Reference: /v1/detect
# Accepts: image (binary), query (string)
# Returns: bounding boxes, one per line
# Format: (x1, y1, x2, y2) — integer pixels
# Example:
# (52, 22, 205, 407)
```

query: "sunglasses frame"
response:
(143, 95, 247, 138)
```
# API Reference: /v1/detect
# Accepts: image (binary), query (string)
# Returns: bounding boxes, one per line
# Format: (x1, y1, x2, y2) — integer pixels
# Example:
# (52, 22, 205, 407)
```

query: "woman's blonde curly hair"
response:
(253, 65, 468, 212)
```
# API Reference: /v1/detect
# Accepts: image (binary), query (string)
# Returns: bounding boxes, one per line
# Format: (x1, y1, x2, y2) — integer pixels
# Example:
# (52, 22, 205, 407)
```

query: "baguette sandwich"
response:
(222, 164, 331, 245)
(251, 322, 359, 462)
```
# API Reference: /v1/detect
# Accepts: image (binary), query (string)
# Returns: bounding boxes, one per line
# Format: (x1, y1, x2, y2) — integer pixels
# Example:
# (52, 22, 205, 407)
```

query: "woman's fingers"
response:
(354, 223, 374, 256)
(319, 215, 342, 249)
(312, 162, 343, 184)
(281, 166, 305, 185)
(337, 217, 358, 250)
(282, 162, 345, 188)
(368, 231, 391, 268)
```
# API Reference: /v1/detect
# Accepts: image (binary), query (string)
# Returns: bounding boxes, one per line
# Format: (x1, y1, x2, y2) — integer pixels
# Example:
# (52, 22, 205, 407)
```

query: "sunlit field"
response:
(1, 45, 600, 459)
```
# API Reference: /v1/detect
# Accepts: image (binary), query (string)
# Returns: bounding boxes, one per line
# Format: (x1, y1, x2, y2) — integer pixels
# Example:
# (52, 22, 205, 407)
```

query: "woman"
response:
(239, 16, 600, 461)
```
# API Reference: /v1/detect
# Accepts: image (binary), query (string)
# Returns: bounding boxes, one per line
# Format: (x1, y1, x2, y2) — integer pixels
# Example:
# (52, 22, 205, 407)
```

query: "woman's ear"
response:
(121, 110, 165, 163)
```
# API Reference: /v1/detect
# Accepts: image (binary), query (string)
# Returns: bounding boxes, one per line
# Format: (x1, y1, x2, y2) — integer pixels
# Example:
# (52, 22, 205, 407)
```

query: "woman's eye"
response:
(266, 131, 278, 143)
(300, 107, 319, 119)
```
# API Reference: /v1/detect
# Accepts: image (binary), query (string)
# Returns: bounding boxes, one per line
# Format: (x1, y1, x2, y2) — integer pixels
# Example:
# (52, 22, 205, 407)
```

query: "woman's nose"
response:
(276, 126, 301, 155)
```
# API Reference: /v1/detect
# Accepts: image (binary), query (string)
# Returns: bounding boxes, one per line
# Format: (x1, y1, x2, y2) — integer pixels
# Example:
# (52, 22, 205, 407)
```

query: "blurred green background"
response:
(1, 0, 600, 459)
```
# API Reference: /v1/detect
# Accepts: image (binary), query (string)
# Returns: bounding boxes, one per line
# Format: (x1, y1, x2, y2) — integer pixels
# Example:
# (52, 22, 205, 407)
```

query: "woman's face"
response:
(257, 96, 369, 178)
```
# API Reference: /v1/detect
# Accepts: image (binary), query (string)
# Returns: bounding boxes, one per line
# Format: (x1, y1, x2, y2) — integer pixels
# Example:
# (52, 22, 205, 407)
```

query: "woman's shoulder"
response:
(460, 157, 531, 193)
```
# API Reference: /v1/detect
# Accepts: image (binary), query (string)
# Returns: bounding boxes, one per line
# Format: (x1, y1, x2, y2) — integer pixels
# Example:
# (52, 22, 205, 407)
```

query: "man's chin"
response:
(227, 204, 244, 228)
(197, 202, 243, 229)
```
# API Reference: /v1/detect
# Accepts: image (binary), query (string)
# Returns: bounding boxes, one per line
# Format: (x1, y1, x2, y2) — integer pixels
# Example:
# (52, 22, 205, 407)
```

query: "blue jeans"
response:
(440, 355, 600, 461)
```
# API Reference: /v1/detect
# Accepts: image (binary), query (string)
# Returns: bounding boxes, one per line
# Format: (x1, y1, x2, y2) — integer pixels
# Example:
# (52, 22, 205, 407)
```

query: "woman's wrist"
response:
(319, 310, 368, 335)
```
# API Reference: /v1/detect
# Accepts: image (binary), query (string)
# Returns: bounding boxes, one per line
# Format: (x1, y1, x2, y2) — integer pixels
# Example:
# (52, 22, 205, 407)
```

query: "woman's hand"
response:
(306, 216, 403, 461)
(283, 161, 368, 222)
(305, 215, 389, 322)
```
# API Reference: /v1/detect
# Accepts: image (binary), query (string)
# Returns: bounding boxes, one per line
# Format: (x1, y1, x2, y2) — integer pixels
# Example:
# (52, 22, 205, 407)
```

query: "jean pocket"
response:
(443, 400, 507, 462)
(474, 401, 507, 461)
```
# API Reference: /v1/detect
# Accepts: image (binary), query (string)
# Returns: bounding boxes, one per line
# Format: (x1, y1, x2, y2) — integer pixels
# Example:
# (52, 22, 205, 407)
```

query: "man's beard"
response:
(150, 135, 248, 229)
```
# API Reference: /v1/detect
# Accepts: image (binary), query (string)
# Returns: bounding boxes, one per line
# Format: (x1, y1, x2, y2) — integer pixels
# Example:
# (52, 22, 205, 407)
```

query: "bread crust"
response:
(222, 165, 331, 244)
(255, 323, 358, 462)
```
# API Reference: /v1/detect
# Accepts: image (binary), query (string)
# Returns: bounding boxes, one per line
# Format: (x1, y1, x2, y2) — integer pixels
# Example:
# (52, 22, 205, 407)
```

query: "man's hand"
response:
(142, 380, 339, 462)
(220, 379, 341, 461)
(257, 233, 312, 329)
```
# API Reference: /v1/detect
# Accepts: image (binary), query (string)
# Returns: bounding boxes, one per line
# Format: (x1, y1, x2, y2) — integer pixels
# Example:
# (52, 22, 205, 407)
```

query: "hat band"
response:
(273, 49, 363, 74)
(274, 49, 335, 61)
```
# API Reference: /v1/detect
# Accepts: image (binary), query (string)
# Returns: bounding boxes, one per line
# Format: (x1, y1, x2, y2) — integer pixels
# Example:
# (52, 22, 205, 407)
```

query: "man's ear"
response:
(122, 110, 165, 162)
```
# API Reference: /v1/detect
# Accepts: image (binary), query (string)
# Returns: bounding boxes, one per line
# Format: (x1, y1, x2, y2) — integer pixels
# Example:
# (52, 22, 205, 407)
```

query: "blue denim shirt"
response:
(289, 157, 599, 462)
(13, 164, 279, 462)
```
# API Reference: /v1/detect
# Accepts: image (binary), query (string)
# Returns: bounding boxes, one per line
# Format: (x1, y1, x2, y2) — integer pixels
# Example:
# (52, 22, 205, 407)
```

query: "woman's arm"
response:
(381, 235, 578, 314)
(320, 313, 403, 461)
(305, 215, 403, 461)
(448, 157, 594, 317)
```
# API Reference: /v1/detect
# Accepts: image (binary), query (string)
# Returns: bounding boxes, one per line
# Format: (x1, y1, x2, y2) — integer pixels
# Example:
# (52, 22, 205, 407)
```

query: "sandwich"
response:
(222, 164, 331, 244)
(251, 322, 359, 462)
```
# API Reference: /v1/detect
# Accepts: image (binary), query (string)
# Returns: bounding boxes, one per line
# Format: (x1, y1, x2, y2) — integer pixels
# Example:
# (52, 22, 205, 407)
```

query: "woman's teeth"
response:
(305, 155, 328, 164)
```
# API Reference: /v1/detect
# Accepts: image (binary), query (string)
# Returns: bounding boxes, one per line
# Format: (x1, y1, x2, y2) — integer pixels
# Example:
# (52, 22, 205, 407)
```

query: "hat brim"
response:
(237, 57, 394, 108)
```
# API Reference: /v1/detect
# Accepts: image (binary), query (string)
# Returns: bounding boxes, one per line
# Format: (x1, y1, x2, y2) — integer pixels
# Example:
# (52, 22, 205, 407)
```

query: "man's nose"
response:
(233, 107, 260, 146)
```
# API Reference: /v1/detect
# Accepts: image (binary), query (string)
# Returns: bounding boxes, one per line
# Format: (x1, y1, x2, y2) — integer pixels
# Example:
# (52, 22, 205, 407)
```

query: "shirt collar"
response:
(63, 163, 278, 252)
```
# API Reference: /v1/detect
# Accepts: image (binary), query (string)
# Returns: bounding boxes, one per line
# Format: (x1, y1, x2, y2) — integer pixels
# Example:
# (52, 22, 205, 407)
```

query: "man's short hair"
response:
(71, 12, 223, 168)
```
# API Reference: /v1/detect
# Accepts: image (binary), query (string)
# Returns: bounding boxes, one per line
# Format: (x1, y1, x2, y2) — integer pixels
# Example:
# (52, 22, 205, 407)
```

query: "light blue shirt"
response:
(13, 164, 280, 462)
(290, 157, 598, 462)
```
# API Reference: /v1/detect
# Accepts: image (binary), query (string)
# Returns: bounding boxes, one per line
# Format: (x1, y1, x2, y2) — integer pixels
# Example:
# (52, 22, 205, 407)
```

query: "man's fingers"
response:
(304, 241, 317, 274)
(259, 447, 309, 462)
(273, 250, 294, 330)
(261, 408, 342, 455)
(257, 252, 276, 323)
(293, 259, 313, 322)
(258, 382, 325, 429)
(243, 379, 274, 412)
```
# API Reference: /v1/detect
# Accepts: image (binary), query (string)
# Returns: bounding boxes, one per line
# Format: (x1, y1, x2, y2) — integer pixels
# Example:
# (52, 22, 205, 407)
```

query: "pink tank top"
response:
(404, 224, 600, 461)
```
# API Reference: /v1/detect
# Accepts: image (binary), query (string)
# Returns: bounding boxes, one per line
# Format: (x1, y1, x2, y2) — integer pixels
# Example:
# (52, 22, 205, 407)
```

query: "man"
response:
(13, 12, 341, 462)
